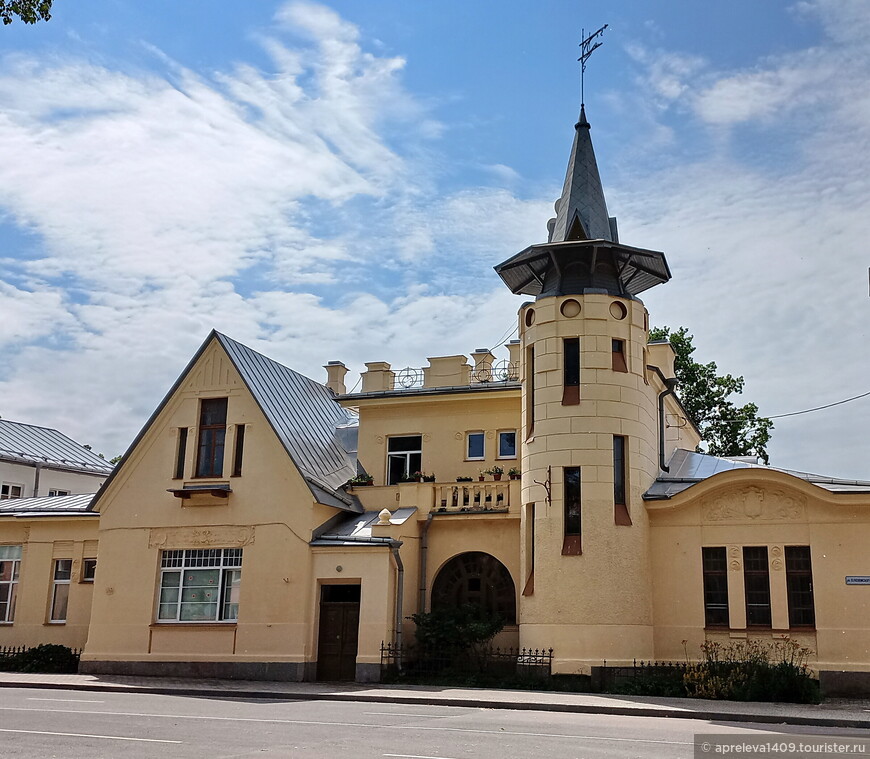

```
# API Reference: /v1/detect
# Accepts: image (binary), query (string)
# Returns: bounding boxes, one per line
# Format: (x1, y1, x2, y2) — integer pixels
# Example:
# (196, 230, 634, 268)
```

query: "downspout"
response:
(389, 541, 404, 671)
(647, 364, 678, 474)
(417, 512, 434, 613)
(33, 462, 43, 498)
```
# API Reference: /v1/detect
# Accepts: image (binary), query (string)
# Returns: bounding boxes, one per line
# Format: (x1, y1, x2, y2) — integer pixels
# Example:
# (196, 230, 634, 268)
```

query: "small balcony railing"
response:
(392, 361, 518, 390)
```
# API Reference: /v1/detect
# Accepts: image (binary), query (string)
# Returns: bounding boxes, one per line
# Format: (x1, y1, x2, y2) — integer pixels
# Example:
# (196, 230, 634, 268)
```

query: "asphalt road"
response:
(0, 686, 867, 758)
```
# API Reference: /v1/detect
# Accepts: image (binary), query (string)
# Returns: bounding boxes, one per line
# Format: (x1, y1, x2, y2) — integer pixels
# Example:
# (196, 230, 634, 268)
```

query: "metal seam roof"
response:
(0, 419, 114, 475)
(644, 449, 870, 500)
(0, 492, 96, 514)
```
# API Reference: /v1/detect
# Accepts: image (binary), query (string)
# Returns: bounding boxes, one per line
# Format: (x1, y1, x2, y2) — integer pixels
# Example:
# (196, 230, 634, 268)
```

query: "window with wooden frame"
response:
(49, 559, 72, 623)
(702, 547, 729, 627)
(786, 546, 815, 628)
(526, 345, 535, 436)
(0, 483, 23, 500)
(174, 427, 188, 479)
(195, 398, 227, 478)
(562, 467, 582, 555)
(611, 339, 628, 372)
(743, 546, 771, 627)
(613, 435, 631, 525)
(81, 559, 97, 583)
(0, 545, 21, 623)
(562, 337, 580, 405)
(232, 425, 246, 477)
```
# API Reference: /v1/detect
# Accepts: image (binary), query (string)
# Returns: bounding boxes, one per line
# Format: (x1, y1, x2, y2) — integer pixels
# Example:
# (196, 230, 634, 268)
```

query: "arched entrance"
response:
(431, 552, 516, 624)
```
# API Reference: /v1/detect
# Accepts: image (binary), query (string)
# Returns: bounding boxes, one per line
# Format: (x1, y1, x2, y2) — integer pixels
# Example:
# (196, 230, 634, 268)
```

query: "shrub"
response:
(3, 644, 79, 674)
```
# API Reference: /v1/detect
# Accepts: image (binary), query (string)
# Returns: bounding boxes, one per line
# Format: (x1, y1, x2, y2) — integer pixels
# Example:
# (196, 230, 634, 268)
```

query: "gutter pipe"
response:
(647, 365, 678, 474)
(417, 512, 434, 613)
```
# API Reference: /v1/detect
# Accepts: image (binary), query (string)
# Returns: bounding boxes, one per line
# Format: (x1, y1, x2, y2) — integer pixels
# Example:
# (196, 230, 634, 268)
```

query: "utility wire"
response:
(766, 389, 870, 420)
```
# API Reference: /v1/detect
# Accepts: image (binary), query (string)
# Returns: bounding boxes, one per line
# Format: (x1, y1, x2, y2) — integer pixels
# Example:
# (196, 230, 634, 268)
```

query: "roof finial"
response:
(578, 24, 608, 109)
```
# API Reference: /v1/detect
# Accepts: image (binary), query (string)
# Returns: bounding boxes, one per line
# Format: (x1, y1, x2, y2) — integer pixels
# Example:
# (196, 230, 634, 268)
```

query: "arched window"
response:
(431, 552, 516, 624)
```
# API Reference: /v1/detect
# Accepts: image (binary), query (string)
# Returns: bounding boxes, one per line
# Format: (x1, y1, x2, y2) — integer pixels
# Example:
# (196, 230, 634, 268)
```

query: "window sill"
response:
(150, 622, 237, 628)
(45, 621, 66, 626)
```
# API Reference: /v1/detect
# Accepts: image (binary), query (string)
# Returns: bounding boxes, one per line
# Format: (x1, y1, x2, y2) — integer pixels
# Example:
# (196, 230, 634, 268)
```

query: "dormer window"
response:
(196, 398, 227, 478)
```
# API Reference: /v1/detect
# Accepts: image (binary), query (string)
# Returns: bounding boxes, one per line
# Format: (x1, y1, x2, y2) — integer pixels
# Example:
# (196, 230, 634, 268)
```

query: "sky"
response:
(1, 0, 869, 477)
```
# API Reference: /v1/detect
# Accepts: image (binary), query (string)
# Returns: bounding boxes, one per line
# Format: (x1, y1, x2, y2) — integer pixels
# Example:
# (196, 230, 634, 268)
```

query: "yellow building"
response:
(2, 99, 870, 695)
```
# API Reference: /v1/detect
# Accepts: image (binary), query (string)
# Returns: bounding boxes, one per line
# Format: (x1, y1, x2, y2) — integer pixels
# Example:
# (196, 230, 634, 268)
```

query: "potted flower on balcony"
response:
(486, 465, 504, 481)
(456, 476, 473, 482)
(478, 470, 486, 482)
(422, 473, 436, 482)
(347, 473, 374, 487)
(398, 473, 415, 483)
(412, 471, 424, 482)
(508, 467, 521, 480)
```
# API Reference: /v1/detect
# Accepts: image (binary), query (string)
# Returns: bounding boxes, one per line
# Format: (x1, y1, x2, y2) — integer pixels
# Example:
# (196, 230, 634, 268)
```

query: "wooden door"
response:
(316, 584, 361, 681)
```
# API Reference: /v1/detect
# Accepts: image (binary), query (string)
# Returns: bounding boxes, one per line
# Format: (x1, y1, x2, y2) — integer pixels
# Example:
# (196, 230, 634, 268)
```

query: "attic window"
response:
(567, 214, 587, 241)
(196, 398, 227, 478)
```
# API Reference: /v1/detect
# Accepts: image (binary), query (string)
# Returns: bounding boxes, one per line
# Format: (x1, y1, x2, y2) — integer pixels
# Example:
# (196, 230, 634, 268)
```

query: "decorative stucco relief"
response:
(702, 486, 805, 523)
(149, 526, 254, 549)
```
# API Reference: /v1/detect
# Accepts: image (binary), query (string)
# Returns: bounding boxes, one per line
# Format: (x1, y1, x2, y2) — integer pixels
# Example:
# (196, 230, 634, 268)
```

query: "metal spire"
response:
(579, 24, 608, 107)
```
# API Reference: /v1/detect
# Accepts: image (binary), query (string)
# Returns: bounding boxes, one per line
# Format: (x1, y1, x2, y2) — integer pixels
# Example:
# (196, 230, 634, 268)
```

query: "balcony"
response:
(348, 479, 520, 516)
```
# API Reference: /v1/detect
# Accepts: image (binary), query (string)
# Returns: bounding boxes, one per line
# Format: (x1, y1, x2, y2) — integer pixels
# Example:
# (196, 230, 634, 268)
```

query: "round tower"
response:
(494, 106, 672, 673)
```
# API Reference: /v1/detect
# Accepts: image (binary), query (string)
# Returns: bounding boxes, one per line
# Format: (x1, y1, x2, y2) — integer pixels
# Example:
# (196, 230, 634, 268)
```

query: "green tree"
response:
(1, 0, 53, 25)
(650, 326, 773, 463)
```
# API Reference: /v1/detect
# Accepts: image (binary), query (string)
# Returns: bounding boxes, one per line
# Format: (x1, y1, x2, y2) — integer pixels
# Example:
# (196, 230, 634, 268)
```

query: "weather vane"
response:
(579, 24, 608, 107)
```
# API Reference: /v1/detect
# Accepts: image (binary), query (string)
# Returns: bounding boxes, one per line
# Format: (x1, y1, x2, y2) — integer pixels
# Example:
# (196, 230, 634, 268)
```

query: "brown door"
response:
(316, 584, 361, 681)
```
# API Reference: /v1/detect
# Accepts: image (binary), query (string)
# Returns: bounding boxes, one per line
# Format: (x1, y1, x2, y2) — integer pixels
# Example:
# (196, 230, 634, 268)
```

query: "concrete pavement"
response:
(0, 671, 868, 729)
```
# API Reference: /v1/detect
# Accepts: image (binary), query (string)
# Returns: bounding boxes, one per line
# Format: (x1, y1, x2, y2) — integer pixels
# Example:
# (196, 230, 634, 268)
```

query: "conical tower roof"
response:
(548, 105, 614, 243)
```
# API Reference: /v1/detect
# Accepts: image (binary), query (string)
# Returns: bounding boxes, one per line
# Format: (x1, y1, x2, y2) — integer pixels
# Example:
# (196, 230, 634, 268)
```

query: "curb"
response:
(1, 680, 868, 730)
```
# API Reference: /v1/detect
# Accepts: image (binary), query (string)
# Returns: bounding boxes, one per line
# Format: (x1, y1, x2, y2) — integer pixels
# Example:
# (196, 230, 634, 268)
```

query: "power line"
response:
(766, 389, 870, 420)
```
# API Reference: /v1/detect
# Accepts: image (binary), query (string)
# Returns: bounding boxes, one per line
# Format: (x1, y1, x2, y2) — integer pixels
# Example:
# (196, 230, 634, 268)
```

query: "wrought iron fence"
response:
(593, 658, 687, 693)
(381, 642, 553, 680)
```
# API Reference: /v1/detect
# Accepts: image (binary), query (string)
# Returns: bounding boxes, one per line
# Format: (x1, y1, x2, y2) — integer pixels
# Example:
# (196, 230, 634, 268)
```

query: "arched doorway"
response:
(431, 552, 516, 624)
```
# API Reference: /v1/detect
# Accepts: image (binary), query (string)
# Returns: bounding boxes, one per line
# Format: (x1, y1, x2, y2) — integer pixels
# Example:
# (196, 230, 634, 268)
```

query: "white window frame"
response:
(49, 558, 72, 623)
(81, 558, 97, 582)
(48, 489, 71, 497)
(157, 548, 242, 623)
(497, 430, 517, 459)
(386, 436, 422, 485)
(0, 545, 21, 624)
(0, 483, 24, 500)
(466, 431, 485, 461)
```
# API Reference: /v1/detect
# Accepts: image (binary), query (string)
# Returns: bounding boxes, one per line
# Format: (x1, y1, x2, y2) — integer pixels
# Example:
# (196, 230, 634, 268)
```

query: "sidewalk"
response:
(1, 671, 868, 729)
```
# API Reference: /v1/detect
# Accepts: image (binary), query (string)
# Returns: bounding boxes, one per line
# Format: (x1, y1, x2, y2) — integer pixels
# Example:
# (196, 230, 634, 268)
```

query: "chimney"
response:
(323, 361, 349, 395)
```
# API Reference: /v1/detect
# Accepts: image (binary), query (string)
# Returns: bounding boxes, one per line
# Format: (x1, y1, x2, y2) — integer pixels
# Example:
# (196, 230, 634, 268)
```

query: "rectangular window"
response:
(612, 339, 628, 372)
(466, 432, 485, 460)
(0, 484, 23, 500)
(562, 338, 580, 405)
(82, 559, 97, 582)
(50, 559, 72, 623)
(498, 430, 516, 459)
(526, 346, 535, 436)
(195, 398, 228, 478)
(174, 427, 188, 479)
(786, 546, 815, 628)
(562, 467, 582, 555)
(158, 548, 242, 623)
(232, 424, 246, 477)
(702, 547, 729, 627)
(613, 435, 632, 525)
(0, 545, 21, 623)
(743, 546, 771, 627)
(387, 435, 422, 484)
(47, 489, 71, 497)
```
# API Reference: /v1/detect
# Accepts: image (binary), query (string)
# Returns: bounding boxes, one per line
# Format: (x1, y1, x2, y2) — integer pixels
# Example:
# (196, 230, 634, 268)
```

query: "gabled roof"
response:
(0, 492, 97, 516)
(216, 332, 360, 506)
(0, 419, 114, 475)
(644, 448, 870, 500)
(92, 331, 361, 514)
(548, 106, 613, 243)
